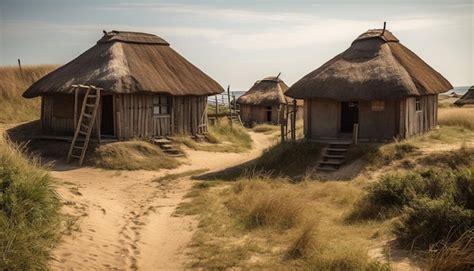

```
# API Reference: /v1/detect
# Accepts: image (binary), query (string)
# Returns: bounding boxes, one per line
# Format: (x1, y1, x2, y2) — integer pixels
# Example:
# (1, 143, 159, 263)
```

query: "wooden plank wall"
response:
(401, 94, 438, 138)
(172, 96, 208, 135)
(114, 94, 208, 139)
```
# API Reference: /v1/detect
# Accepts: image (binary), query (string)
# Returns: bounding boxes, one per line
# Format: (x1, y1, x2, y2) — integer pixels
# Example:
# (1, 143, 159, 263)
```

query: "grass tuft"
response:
(0, 136, 61, 269)
(92, 140, 180, 170)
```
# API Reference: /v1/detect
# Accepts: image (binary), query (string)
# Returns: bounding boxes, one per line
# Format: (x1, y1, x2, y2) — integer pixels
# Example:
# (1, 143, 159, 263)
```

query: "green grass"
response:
(0, 65, 57, 124)
(349, 165, 474, 249)
(91, 140, 181, 170)
(172, 120, 252, 153)
(0, 137, 61, 269)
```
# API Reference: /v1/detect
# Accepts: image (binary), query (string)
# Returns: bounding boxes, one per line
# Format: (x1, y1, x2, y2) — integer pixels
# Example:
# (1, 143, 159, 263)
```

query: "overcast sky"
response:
(0, 0, 472, 90)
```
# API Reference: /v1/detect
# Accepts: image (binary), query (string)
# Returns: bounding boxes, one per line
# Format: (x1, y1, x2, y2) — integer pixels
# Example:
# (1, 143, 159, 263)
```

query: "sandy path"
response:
(49, 131, 273, 270)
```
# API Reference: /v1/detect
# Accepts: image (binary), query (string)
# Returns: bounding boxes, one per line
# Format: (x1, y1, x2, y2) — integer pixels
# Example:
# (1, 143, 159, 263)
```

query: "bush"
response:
(394, 199, 473, 249)
(0, 138, 60, 269)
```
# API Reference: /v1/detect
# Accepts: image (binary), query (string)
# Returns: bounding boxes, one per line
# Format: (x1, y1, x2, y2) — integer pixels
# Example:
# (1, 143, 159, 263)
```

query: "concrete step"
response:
(327, 148, 348, 152)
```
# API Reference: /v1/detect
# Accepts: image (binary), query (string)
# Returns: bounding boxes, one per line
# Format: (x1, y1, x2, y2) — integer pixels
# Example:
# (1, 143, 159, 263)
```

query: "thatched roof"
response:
(286, 29, 452, 101)
(454, 86, 474, 106)
(23, 31, 224, 98)
(237, 76, 302, 106)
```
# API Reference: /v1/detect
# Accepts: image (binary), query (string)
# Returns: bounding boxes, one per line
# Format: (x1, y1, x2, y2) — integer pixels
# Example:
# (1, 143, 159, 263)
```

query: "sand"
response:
(49, 131, 274, 270)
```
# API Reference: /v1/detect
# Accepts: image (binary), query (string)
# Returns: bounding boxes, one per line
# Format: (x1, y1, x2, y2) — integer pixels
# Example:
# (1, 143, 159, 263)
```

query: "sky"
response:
(0, 0, 473, 90)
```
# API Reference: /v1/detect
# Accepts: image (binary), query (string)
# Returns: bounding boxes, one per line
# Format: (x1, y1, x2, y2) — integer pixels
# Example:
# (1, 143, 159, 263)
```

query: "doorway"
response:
(101, 95, 114, 136)
(340, 102, 358, 133)
(266, 106, 272, 122)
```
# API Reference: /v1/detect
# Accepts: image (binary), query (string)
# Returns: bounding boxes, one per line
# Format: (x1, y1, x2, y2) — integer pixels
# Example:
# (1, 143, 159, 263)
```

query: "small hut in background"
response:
(286, 28, 452, 141)
(237, 75, 303, 125)
(454, 86, 474, 107)
(23, 31, 224, 140)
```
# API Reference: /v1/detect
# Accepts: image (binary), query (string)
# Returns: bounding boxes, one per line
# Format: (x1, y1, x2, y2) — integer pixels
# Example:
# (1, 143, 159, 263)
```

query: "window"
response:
(415, 97, 422, 112)
(153, 95, 170, 115)
(371, 100, 385, 111)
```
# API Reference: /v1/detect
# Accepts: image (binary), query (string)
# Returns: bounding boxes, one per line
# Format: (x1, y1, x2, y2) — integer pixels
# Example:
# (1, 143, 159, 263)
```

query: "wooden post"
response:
(280, 105, 285, 142)
(74, 87, 78, 131)
(227, 85, 232, 127)
(352, 123, 359, 145)
(291, 100, 297, 141)
(215, 95, 219, 122)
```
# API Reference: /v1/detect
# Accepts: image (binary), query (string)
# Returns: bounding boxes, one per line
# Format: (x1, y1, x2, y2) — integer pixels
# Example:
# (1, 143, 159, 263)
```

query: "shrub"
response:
(394, 199, 473, 249)
(0, 138, 60, 269)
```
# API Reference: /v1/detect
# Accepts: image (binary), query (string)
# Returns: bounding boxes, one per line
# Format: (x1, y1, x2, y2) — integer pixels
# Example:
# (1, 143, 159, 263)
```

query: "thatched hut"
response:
(23, 31, 224, 139)
(237, 76, 303, 125)
(286, 28, 452, 141)
(454, 86, 474, 107)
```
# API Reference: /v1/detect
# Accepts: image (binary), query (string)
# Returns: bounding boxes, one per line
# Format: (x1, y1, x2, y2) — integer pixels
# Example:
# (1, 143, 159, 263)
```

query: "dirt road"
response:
(49, 131, 274, 270)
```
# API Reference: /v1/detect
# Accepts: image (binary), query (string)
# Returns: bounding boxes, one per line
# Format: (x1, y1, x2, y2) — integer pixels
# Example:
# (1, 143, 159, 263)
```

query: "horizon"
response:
(1, 0, 473, 91)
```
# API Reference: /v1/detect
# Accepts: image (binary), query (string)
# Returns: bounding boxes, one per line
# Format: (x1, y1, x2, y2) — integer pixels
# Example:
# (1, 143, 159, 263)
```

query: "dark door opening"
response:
(266, 106, 272, 122)
(340, 102, 359, 133)
(101, 95, 114, 136)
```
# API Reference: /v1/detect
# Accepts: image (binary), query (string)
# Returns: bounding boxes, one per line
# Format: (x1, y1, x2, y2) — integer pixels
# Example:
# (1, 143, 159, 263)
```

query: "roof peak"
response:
(97, 30, 170, 45)
(353, 28, 399, 44)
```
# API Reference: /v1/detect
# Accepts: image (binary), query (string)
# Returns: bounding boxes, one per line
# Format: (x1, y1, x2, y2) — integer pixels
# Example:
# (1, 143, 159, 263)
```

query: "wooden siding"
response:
(240, 104, 302, 125)
(42, 94, 209, 139)
(400, 95, 438, 138)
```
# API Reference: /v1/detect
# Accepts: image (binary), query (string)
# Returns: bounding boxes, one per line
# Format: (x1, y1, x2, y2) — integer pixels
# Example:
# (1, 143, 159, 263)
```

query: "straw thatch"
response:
(286, 29, 452, 101)
(454, 86, 474, 106)
(23, 31, 224, 98)
(237, 76, 301, 106)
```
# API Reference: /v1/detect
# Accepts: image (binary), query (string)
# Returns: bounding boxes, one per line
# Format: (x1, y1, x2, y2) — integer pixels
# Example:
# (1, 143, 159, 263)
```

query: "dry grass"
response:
(427, 229, 474, 271)
(178, 176, 388, 269)
(252, 124, 279, 134)
(172, 120, 252, 153)
(0, 65, 57, 124)
(0, 136, 61, 269)
(92, 140, 180, 170)
(438, 107, 474, 130)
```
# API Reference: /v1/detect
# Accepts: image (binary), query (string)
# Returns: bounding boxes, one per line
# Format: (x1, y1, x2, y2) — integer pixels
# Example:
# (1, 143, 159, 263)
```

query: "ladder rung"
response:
(79, 131, 88, 136)
(73, 146, 83, 150)
(83, 113, 92, 118)
(81, 123, 89, 130)
(70, 154, 81, 159)
(85, 104, 95, 107)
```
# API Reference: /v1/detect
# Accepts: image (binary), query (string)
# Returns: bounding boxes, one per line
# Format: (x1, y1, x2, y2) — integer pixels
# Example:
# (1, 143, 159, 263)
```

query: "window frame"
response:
(415, 97, 422, 112)
(153, 95, 170, 116)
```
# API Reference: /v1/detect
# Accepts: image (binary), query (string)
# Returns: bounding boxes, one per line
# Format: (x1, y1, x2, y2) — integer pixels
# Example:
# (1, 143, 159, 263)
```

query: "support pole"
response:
(227, 85, 232, 127)
(291, 100, 297, 141)
(353, 123, 359, 145)
(74, 87, 78, 131)
(280, 104, 285, 142)
(215, 95, 219, 123)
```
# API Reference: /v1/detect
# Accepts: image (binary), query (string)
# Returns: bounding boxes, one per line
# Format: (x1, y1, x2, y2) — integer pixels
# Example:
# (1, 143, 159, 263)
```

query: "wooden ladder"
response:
(67, 85, 102, 166)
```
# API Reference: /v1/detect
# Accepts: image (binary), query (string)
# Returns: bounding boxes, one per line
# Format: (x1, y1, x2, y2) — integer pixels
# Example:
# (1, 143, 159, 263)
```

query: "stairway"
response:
(67, 85, 102, 166)
(150, 138, 184, 157)
(317, 141, 351, 171)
